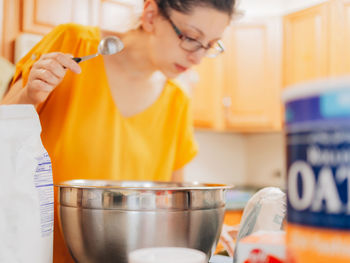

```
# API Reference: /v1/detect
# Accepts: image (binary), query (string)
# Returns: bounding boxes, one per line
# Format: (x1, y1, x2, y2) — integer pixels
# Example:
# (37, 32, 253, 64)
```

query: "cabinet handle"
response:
(222, 96, 232, 108)
(222, 96, 232, 122)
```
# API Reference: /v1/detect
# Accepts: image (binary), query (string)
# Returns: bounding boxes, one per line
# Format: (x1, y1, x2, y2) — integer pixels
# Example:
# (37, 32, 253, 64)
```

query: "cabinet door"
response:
(222, 19, 283, 132)
(330, 0, 350, 75)
(192, 57, 225, 130)
(98, 0, 141, 33)
(22, 0, 97, 35)
(1, 0, 21, 62)
(283, 3, 330, 86)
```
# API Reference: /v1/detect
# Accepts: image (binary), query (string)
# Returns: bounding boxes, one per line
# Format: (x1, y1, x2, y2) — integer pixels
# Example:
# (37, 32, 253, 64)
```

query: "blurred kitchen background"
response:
(0, 0, 348, 190)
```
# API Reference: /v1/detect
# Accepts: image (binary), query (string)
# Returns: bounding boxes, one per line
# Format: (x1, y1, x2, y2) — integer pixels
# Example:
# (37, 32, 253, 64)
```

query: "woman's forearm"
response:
(171, 169, 184, 182)
(1, 79, 34, 105)
(1, 52, 81, 106)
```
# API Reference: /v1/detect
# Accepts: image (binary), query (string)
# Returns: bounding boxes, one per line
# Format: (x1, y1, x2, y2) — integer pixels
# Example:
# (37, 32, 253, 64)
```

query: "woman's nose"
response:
(187, 49, 206, 65)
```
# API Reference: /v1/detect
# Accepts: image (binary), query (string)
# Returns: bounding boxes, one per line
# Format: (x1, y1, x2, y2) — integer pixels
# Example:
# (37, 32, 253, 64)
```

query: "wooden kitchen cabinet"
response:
(192, 18, 283, 132)
(192, 55, 225, 129)
(283, 2, 330, 86)
(99, 0, 141, 33)
(330, 0, 350, 76)
(1, 0, 21, 62)
(223, 210, 243, 226)
(22, 0, 97, 35)
(1, 0, 142, 61)
(193, 0, 350, 132)
(283, 0, 350, 85)
(223, 18, 283, 132)
(20, 0, 139, 35)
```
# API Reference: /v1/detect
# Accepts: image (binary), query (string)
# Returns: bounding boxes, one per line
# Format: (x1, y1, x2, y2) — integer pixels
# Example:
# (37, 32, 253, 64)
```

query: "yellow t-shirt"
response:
(13, 23, 198, 262)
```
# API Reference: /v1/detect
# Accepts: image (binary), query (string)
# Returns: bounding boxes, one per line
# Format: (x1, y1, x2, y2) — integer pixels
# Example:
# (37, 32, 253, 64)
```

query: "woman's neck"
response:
(102, 28, 157, 82)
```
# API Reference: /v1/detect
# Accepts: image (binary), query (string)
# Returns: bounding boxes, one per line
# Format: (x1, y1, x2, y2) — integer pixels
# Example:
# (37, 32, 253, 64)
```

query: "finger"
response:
(31, 68, 61, 86)
(41, 52, 81, 74)
(36, 58, 66, 79)
(30, 79, 54, 92)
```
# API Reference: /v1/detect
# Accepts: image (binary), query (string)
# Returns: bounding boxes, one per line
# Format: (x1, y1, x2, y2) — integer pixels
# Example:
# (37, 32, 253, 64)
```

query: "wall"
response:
(238, 0, 328, 16)
(245, 133, 285, 188)
(185, 131, 246, 185)
(283, 0, 328, 13)
(184, 131, 285, 188)
(0, 0, 3, 53)
(238, 0, 286, 16)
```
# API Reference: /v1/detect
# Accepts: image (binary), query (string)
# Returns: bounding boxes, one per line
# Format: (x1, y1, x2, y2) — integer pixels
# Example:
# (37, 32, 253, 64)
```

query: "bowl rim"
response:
(54, 180, 234, 191)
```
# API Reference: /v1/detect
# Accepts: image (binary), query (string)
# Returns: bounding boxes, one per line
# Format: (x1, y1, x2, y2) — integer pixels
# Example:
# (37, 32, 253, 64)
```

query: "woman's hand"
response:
(24, 52, 81, 105)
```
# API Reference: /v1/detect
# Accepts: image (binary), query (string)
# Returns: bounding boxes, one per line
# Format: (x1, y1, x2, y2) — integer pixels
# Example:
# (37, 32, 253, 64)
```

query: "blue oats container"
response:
(282, 77, 350, 263)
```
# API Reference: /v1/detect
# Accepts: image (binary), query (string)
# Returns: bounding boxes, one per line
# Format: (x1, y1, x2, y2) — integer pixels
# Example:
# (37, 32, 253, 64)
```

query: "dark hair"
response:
(156, 0, 235, 18)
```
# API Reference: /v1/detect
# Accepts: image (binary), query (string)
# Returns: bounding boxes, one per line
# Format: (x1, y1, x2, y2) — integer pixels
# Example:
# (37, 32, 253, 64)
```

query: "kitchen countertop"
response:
(225, 187, 258, 211)
(210, 255, 233, 263)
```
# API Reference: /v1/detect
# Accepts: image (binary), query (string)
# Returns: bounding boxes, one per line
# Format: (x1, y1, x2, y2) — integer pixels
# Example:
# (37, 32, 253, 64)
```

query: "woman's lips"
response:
(174, 63, 188, 73)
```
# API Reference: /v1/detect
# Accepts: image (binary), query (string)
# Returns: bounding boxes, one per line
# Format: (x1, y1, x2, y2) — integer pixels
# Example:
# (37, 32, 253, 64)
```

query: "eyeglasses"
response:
(165, 15, 225, 58)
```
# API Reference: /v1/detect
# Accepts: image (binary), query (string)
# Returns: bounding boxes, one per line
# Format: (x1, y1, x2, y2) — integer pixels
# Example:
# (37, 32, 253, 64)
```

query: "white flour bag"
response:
(0, 104, 53, 263)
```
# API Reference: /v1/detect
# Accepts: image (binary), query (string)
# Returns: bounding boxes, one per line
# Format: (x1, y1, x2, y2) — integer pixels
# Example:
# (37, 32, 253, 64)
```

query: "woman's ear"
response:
(141, 0, 160, 32)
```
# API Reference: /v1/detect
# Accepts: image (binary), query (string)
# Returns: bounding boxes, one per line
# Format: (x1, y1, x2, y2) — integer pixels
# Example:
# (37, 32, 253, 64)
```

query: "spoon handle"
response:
(72, 57, 82, 63)
(72, 53, 99, 64)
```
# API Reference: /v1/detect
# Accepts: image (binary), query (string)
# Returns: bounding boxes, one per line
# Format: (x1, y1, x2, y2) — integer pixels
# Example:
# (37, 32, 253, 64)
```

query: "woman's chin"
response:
(160, 69, 180, 79)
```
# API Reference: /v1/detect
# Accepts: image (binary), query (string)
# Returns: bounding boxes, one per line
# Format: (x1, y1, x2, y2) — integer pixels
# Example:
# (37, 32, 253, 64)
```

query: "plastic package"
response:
(236, 230, 285, 263)
(234, 187, 286, 262)
(0, 105, 53, 263)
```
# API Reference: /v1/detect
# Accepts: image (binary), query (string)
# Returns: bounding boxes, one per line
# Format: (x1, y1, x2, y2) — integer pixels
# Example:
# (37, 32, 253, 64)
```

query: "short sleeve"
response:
(173, 97, 198, 171)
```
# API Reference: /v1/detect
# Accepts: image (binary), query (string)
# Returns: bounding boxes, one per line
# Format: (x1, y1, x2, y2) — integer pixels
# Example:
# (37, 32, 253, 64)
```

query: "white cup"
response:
(128, 247, 207, 263)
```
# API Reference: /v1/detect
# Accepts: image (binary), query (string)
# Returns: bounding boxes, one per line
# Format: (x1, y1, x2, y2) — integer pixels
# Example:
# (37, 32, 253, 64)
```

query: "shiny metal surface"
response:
(57, 180, 232, 263)
(73, 36, 124, 63)
(98, 36, 124, 56)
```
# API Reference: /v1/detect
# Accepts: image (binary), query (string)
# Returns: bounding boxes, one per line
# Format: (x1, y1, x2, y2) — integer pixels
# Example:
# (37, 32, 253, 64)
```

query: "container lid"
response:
(55, 179, 233, 190)
(282, 76, 350, 103)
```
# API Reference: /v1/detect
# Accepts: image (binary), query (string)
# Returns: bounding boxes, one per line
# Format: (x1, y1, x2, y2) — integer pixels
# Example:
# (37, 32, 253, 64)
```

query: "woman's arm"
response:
(171, 169, 184, 182)
(1, 52, 81, 106)
(1, 79, 30, 105)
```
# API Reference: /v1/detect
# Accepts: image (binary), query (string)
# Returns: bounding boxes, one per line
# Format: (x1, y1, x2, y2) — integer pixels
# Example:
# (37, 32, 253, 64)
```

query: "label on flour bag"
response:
(34, 152, 54, 237)
(283, 80, 350, 263)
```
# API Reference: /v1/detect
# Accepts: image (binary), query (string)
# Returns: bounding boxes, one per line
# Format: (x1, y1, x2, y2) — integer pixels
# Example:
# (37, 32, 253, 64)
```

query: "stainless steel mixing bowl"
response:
(56, 180, 232, 263)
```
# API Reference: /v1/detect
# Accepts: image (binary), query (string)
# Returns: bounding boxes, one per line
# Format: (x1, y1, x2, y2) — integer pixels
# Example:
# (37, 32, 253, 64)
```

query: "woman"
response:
(2, 0, 235, 261)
